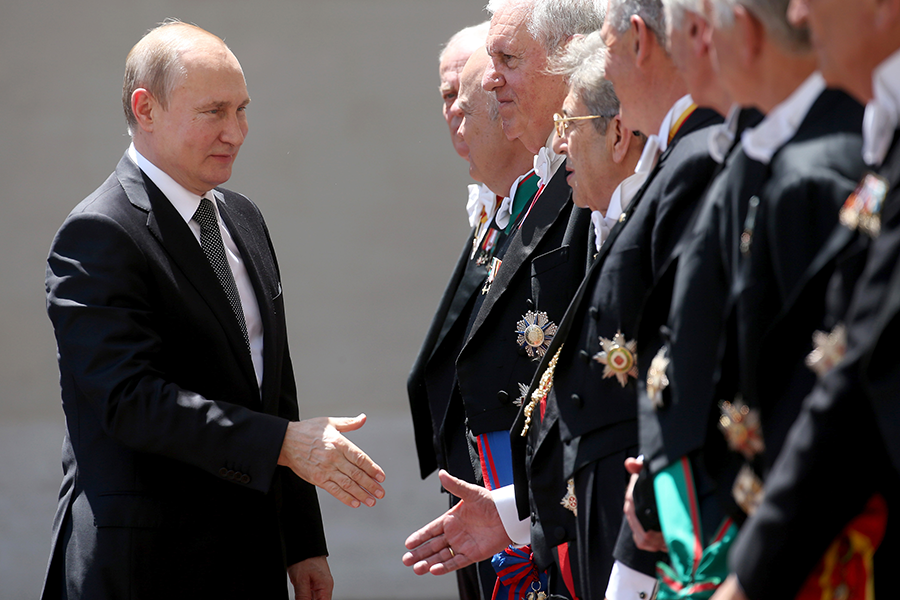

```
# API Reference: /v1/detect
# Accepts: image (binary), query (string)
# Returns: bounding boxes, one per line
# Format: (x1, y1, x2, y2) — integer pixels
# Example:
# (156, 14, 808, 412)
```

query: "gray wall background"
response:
(0, 0, 491, 597)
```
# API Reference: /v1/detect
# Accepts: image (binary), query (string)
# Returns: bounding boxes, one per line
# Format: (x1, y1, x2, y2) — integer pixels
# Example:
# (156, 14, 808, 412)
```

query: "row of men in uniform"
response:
(404, 0, 900, 599)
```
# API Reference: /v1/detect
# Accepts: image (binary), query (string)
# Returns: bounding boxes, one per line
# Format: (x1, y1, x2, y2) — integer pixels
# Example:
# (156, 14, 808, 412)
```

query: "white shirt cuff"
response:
(606, 560, 657, 600)
(491, 485, 531, 545)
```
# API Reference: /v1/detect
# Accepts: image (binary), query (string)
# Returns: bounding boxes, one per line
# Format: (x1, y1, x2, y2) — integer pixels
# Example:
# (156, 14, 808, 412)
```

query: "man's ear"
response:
(690, 13, 711, 59)
(609, 115, 631, 164)
(131, 88, 156, 133)
(632, 14, 656, 67)
(734, 4, 764, 68)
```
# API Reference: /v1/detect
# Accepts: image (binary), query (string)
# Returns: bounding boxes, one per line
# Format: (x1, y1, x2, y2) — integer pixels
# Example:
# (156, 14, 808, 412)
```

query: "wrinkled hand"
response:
(709, 574, 748, 600)
(288, 556, 334, 600)
(278, 413, 385, 508)
(623, 457, 668, 552)
(402, 470, 512, 575)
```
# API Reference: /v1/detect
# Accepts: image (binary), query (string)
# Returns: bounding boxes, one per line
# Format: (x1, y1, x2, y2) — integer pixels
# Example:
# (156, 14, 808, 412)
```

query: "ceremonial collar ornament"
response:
(647, 347, 670, 409)
(718, 398, 765, 461)
(560, 478, 577, 516)
(516, 310, 558, 361)
(805, 323, 847, 379)
(593, 331, 638, 387)
(839, 173, 888, 238)
(521, 347, 562, 437)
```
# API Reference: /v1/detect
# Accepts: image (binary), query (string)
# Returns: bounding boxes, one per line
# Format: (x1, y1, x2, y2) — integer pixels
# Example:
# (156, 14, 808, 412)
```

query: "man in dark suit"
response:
(408, 43, 536, 600)
(633, 0, 866, 594)
(41, 21, 385, 600)
(711, 0, 900, 598)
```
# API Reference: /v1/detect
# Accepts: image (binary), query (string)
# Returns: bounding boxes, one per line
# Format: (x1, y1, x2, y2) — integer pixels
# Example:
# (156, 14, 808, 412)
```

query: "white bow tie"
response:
(863, 101, 898, 167)
(495, 195, 515, 229)
(635, 135, 661, 175)
(534, 146, 564, 189)
(466, 183, 497, 228)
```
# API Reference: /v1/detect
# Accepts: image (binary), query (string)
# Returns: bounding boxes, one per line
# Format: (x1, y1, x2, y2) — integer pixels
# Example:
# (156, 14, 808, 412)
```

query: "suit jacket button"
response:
(219, 468, 228, 477)
(579, 350, 590, 363)
(225, 469, 235, 479)
(571, 394, 583, 408)
(589, 306, 599, 320)
(240, 474, 251, 484)
(497, 390, 510, 404)
(530, 512, 536, 524)
(554, 526, 566, 541)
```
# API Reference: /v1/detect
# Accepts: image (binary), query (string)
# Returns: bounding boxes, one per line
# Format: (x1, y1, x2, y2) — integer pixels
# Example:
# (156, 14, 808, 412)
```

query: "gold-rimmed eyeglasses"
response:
(553, 112, 606, 138)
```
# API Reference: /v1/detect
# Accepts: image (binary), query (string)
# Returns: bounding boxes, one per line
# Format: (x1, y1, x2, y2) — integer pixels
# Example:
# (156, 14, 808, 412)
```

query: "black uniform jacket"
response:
(456, 164, 591, 438)
(41, 154, 326, 600)
(731, 130, 900, 600)
(510, 108, 723, 577)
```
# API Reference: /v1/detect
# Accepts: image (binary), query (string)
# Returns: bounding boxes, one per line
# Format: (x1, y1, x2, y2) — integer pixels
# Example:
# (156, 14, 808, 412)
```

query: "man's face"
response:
(552, 92, 615, 212)
(440, 43, 472, 159)
(458, 76, 506, 187)
(483, 2, 567, 152)
(789, 0, 874, 97)
(600, 6, 641, 133)
(144, 46, 249, 196)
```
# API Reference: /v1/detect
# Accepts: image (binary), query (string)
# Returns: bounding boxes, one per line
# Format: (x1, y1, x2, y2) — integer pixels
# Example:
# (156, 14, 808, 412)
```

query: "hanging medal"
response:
(840, 172, 889, 238)
(482, 257, 502, 295)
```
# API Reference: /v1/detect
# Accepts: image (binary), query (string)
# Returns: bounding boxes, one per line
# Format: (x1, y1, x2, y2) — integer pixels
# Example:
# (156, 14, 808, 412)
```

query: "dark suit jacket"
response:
(730, 130, 900, 600)
(456, 165, 590, 439)
(407, 224, 498, 480)
(41, 154, 326, 599)
(510, 108, 723, 586)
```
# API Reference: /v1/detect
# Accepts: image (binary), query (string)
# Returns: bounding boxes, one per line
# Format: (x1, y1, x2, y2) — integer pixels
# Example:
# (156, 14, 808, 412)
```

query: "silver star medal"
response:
(840, 173, 889, 238)
(516, 310, 557, 361)
(805, 323, 847, 379)
(560, 478, 577, 516)
(646, 347, 670, 409)
(593, 331, 638, 386)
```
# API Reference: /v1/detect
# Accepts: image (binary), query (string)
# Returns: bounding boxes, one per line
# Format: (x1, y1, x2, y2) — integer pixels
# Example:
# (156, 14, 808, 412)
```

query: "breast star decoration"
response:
(516, 310, 558, 361)
(805, 323, 847, 379)
(646, 346, 670, 409)
(593, 331, 638, 386)
(718, 398, 765, 461)
(732, 464, 765, 517)
(514, 383, 530, 407)
(560, 478, 577, 516)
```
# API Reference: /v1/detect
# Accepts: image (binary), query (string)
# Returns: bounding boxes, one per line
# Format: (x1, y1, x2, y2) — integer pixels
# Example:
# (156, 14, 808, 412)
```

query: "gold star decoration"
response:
(516, 310, 558, 361)
(593, 331, 638, 387)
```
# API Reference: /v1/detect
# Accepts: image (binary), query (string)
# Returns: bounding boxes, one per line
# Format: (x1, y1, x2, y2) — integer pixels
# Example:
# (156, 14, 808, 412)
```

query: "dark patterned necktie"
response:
(193, 197, 251, 353)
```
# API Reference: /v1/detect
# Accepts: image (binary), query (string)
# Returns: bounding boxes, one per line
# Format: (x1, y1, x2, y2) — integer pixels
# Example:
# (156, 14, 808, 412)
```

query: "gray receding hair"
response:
(707, 0, 810, 52)
(662, 0, 705, 31)
(486, 0, 606, 55)
(607, 0, 668, 49)
(122, 19, 232, 136)
(549, 31, 619, 133)
(439, 21, 491, 63)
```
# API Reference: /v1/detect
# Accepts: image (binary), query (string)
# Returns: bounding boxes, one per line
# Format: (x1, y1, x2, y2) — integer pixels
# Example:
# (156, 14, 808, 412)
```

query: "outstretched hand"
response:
(402, 470, 512, 575)
(278, 413, 386, 508)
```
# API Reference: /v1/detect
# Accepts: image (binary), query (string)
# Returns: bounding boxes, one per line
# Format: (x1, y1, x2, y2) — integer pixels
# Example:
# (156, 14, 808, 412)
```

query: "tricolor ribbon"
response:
(491, 545, 548, 600)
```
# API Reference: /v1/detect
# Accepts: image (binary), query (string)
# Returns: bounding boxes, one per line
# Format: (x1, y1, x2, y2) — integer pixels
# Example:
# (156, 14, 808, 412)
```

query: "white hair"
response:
(549, 31, 620, 132)
(439, 21, 491, 63)
(706, 0, 810, 51)
(486, 0, 606, 55)
(607, 0, 668, 48)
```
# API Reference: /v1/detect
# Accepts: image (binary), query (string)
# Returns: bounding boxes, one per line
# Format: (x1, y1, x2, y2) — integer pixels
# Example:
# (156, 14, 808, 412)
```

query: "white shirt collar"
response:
(533, 134, 566, 189)
(657, 94, 695, 154)
(592, 170, 650, 251)
(466, 183, 497, 229)
(708, 103, 742, 164)
(741, 72, 826, 164)
(128, 142, 211, 224)
(863, 48, 900, 167)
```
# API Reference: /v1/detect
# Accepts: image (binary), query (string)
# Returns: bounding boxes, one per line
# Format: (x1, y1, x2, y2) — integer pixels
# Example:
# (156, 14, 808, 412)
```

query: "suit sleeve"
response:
(47, 210, 288, 494)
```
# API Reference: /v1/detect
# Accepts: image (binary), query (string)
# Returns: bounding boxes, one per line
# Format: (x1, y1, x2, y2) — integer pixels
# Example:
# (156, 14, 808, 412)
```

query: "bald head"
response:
(123, 20, 241, 134)
(458, 47, 534, 196)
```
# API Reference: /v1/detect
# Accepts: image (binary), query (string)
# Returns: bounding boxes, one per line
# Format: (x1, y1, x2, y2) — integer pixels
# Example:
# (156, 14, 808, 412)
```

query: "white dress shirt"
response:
(128, 143, 264, 390)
